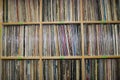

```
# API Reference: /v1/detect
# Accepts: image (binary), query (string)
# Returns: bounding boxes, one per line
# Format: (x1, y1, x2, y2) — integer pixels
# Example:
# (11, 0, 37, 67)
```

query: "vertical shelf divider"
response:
(39, 0, 43, 80)
(80, 0, 85, 80)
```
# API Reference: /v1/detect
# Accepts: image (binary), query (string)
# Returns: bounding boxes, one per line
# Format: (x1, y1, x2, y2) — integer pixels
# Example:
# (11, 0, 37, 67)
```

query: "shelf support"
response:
(39, 0, 43, 80)
(80, 0, 85, 80)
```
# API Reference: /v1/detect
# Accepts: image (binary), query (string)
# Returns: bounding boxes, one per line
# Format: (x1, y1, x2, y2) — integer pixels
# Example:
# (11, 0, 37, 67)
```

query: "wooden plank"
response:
(83, 21, 120, 23)
(39, 0, 43, 80)
(3, 22, 40, 25)
(2, 20, 120, 25)
(1, 56, 40, 59)
(80, 0, 85, 80)
(1, 55, 120, 60)
(81, 58, 85, 80)
(42, 56, 82, 60)
(84, 56, 120, 59)
(42, 21, 81, 24)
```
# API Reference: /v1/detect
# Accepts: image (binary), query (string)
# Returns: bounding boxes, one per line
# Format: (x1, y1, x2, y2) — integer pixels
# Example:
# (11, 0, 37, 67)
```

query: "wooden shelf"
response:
(1, 21, 120, 25)
(1, 0, 120, 80)
(1, 55, 120, 60)
(42, 21, 81, 24)
(42, 56, 82, 60)
(1, 56, 40, 60)
(84, 55, 120, 59)
(83, 21, 120, 24)
(2, 22, 40, 25)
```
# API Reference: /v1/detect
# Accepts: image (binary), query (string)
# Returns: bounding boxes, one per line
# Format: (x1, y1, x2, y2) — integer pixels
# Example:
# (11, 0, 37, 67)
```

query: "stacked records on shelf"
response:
(84, 24, 120, 56)
(83, 0, 120, 20)
(2, 25, 40, 56)
(3, 0, 40, 22)
(85, 59, 120, 80)
(2, 60, 40, 80)
(43, 60, 81, 80)
(42, 0, 80, 21)
(42, 24, 82, 56)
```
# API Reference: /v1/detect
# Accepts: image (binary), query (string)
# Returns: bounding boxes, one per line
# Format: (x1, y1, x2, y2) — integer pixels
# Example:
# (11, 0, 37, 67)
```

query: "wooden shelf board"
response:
(1, 56, 120, 60)
(83, 21, 120, 24)
(1, 21, 120, 25)
(42, 21, 81, 24)
(1, 56, 40, 60)
(2, 22, 40, 25)
(84, 55, 120, 59)
(42, 56, 82, 60)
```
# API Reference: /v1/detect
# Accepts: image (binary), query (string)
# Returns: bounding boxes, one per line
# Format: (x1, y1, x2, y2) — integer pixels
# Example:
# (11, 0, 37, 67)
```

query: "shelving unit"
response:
(0, 0, 120, 80)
